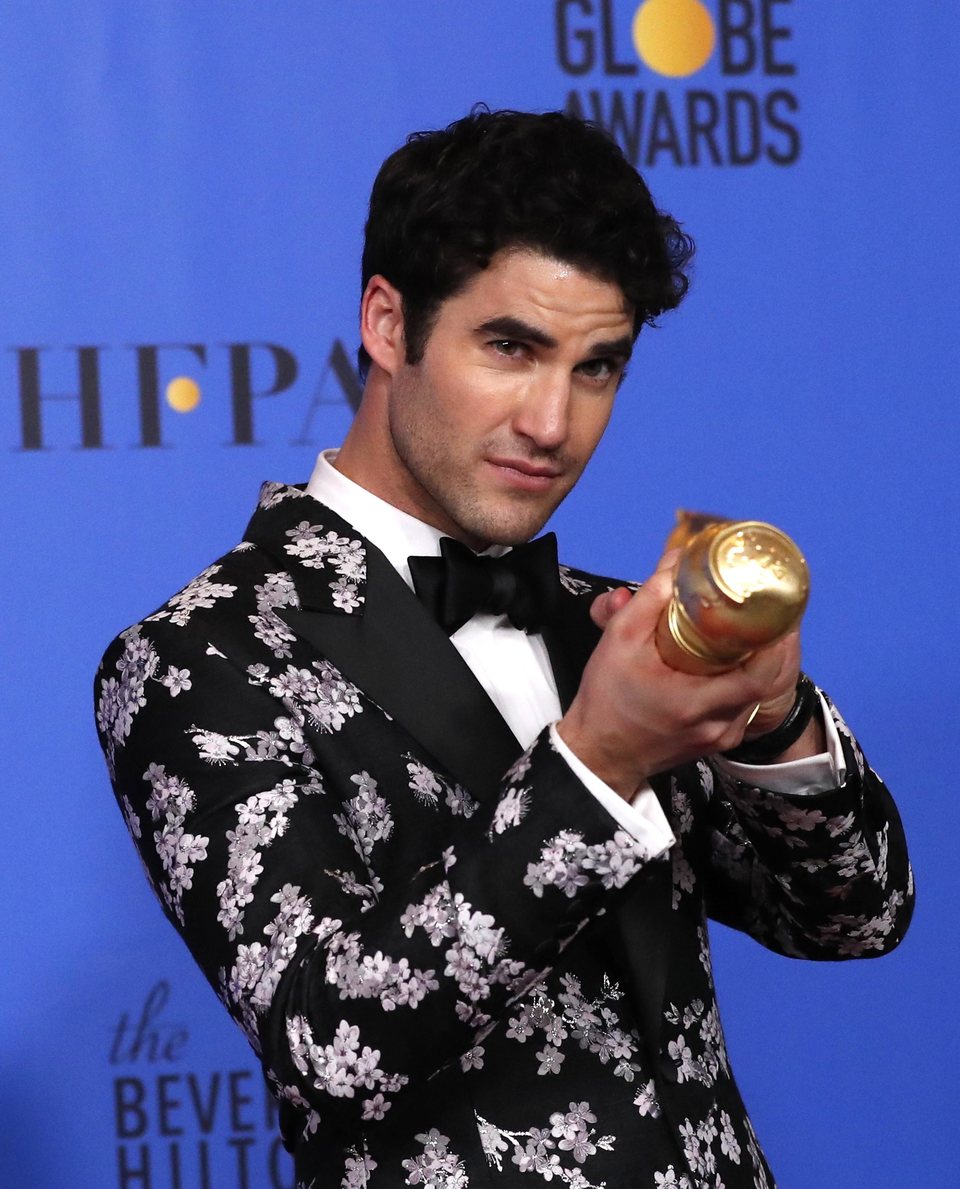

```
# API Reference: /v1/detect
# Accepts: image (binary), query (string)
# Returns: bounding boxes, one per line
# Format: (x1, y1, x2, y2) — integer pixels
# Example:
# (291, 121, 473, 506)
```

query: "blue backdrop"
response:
(2, 3, 956, 1185)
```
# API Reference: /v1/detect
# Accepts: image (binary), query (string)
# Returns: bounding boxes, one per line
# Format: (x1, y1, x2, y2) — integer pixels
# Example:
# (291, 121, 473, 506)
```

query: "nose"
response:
(511, 370, 571, 451)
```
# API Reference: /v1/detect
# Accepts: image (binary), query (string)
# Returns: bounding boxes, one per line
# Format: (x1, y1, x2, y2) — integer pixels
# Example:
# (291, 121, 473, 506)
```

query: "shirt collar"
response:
(305, 449, 507, 590)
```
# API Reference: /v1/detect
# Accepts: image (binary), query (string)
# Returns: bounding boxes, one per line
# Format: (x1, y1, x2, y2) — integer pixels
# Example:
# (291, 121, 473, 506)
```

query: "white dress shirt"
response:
(306, 450, 844, 855)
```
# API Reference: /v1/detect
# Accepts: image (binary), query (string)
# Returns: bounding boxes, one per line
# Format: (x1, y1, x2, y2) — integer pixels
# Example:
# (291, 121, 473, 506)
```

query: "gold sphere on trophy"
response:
(655, 511, 810, 675)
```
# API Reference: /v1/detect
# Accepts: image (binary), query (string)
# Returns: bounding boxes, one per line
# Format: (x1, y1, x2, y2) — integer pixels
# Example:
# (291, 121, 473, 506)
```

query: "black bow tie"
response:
(408, 533, 562, 635)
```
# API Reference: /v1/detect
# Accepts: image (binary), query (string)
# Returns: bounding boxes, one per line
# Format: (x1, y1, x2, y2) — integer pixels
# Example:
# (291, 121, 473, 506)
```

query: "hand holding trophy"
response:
(654, 511, 810, 676)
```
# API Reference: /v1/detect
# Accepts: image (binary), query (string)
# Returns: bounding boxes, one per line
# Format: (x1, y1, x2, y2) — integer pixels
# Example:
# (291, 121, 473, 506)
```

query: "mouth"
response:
(485, 457, 564, 492)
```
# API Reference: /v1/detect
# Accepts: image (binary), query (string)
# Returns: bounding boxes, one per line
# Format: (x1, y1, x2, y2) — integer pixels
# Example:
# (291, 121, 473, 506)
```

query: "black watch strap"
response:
(722, 673, 818, 765)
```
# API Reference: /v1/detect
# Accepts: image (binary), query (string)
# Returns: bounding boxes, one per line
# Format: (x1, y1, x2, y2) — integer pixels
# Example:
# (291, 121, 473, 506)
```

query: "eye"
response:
(577, 357, 620, 383)
(490, 339, 525, 358)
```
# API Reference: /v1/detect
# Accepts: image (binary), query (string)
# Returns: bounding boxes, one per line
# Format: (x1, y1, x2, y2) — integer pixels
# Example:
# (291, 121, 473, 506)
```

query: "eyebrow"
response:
(475, 316, 634, 362)
(476, 316, 558, 349)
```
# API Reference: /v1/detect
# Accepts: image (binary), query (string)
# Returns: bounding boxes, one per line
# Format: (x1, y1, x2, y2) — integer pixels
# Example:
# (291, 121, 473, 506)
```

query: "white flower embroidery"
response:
(142, 763, 209, 924)
(341, 1144, 378, 1188)
(282, 521, 366, 612)
(120, 793, 142, 840)
(222, 884, 316, 1039)
(146, 564, 237, 627)
(268, 661, 362, 733)
(160, 665, 192, 696)
(654, 1167, 693, 1188)
(557, 566, 593, 596)
(217, 777, 318, 939)
(401, 1128, 468, 1188)
(633, 1079, 661, 1118)
(672, 853, 696, 909)
(320, 919, 439, 1011)
(333, 771, 394, 865)
(406, 760, 442, 807)
(536, 1044, 564, 1075)
(257, 480, 305, 510)
(490, 786, 531, 836)
(460, 1045, 485, 1072)
(400, 884, 528, 1027)
(524, 829, 651, 898)
(719, 1110, 742, 1163)
(249, 571, 299, 659)
(476, 1101, 614, 1186)
(191, 728, 242, 765)
(285, 1015, 407, 1105)
(404, 757, 479, 818)
(95, 627, 165, 771)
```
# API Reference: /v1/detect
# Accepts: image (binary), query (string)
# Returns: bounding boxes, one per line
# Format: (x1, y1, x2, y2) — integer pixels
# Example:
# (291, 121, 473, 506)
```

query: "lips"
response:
(486, 457, 563, 492)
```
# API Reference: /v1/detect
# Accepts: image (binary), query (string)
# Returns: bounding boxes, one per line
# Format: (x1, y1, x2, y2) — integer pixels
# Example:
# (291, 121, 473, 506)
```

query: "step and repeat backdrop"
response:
(2, 3, 957, 1186)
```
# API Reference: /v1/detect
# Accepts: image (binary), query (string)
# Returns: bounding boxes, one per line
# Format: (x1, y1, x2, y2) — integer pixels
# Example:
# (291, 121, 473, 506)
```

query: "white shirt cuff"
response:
(715, 693, 846, 795)
(549, 723, 676, 856)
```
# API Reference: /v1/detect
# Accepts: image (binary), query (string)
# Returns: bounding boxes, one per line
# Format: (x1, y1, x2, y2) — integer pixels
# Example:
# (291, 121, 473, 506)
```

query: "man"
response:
(95, 110, 912, 1188)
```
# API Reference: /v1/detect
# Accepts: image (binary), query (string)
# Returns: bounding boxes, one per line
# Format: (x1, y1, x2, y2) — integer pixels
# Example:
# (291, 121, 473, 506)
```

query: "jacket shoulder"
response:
(96, 482, 354, 667)
(118, 539, 272, 633)
(557, 560, 639, 599)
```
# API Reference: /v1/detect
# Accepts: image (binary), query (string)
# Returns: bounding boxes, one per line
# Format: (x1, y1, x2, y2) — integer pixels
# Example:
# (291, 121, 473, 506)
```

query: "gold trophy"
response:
(654, 510, 810, 675)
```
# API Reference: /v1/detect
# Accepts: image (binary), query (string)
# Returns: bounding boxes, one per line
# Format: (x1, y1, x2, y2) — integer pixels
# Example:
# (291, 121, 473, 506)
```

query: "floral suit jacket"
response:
(95, 482, 914, 1189)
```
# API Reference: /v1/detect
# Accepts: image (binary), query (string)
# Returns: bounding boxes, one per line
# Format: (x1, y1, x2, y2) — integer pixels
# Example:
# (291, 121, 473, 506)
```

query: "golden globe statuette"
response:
(654, 511, 811, 676)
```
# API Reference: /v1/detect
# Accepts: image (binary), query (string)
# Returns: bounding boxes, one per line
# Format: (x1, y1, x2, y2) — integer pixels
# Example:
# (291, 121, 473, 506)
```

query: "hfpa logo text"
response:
(8, 340, 361, 451)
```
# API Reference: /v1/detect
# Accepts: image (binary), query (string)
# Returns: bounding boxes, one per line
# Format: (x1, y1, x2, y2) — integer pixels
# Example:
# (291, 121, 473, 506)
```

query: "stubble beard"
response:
(389, 412, 577, 548)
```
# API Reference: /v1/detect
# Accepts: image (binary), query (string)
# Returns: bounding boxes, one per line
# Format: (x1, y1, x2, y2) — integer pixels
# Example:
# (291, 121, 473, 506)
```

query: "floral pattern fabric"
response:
(94, 485, 913, 1189)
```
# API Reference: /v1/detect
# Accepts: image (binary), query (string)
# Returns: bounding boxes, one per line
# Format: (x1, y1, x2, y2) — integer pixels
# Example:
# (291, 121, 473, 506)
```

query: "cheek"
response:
(448, 384, 514, 440)
(573, 402, 614, 454)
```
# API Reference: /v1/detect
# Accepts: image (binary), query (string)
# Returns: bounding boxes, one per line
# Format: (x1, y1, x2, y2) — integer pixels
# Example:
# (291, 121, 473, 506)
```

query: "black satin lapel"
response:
(540, 588, 601, 712)
(278, 544, 525, 802)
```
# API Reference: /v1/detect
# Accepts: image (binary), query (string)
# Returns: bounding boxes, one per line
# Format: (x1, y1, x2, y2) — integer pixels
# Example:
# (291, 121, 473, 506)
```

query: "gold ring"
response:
(746, 703, 762, 726)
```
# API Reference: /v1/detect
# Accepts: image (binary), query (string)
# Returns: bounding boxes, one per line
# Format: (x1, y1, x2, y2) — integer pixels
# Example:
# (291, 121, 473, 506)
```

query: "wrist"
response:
(722, 673, 818, 765)
(743, 688, 797, 738)
(555, 715, 647, 801)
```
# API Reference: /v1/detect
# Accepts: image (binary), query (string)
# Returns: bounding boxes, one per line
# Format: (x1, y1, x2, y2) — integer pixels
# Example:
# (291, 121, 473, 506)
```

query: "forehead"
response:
(442, 248, 633, 333)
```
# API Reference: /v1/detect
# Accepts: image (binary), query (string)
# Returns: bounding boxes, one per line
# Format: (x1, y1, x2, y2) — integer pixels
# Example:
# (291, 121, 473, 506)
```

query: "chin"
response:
(443, 488, 559, 548)
(468, 511, 552, 548)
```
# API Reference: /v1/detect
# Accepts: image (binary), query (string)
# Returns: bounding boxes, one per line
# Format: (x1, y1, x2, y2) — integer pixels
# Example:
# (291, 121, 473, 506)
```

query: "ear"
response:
(360, 275, 406, 376)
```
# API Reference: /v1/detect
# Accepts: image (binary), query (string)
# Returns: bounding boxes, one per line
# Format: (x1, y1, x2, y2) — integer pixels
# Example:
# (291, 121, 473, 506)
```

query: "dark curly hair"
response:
(358, 107, 694, 379)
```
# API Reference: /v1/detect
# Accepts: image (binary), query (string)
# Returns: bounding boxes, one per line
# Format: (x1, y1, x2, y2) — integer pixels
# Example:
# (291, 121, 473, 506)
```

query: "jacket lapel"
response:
(281, 545, 526, 801)
(244, 485, 524, 803)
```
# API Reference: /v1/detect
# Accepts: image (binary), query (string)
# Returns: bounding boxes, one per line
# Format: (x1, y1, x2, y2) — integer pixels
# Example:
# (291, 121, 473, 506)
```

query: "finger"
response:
(589, 585, 634, 629)
(741, 644, 786, 689)
(715, 714, 753, 754)
(728, 641, 801, 732)
(779, 629, 802, 672)
(654, 546, 682, 576)
(772, 633, 802, 692)
(634, 564, 675, 616)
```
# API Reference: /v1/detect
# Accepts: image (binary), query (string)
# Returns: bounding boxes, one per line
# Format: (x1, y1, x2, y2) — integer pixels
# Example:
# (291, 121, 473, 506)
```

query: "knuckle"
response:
(740, 671, 771, 703)
(673, 702, 701, 732)
(692, 719, 728, 752)
(716, 724, 746, 752)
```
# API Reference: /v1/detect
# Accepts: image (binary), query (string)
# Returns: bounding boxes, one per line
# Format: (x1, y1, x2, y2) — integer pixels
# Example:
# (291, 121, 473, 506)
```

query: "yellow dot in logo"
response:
(165, 376, 201, 413)
(633, 0, 716, 78)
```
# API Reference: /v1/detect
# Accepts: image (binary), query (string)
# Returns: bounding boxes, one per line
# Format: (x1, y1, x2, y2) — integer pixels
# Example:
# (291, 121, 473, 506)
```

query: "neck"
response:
(333, 384, 487, 550)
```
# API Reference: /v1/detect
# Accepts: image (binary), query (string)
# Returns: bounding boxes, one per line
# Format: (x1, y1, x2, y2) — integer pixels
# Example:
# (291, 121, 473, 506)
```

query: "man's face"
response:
(375, 249, 634, 549)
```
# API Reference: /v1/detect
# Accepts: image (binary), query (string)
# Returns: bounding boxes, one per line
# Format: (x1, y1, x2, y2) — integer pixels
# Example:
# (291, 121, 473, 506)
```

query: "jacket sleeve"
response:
(95, 615, 663, 1134)
(694, 689, 914, 959)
